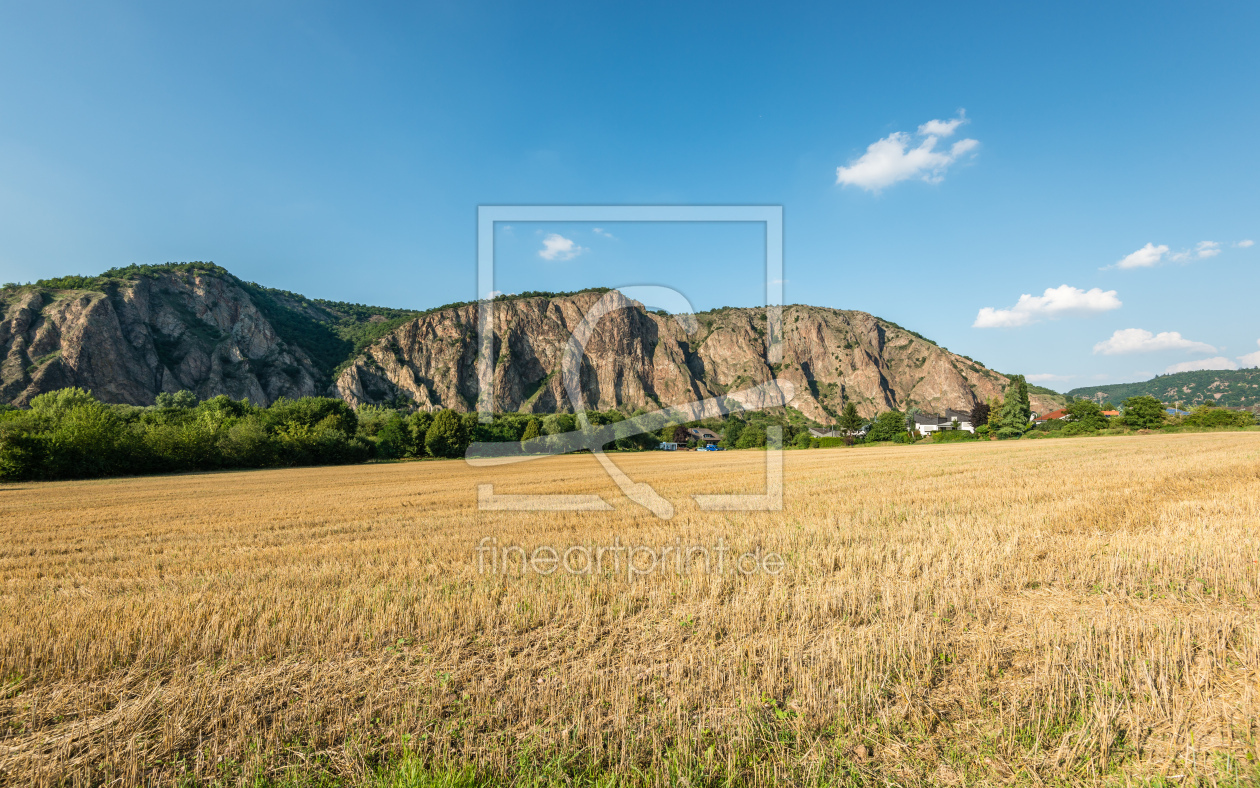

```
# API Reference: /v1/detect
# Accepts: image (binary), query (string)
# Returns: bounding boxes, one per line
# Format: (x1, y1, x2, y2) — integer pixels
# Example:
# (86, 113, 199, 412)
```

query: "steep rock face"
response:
(334, 292, 1025, 422)
(3, 270, 1057, 421)
(0, 274, 324, 406)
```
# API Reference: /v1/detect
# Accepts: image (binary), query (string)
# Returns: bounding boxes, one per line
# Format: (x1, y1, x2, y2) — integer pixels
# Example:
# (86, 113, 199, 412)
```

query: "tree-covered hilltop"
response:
(1067, 369, 1260, 409)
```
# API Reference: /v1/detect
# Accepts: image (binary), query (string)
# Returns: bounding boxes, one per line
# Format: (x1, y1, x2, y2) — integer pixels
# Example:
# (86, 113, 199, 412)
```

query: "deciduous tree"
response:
(866, 410, 906, 442)
(425, 409, 469, 458)
(735, 424, 767, 449)
(970, 401, 990, 430)
(1121, 396, 1166, 430)
(1065, 399, 1106, 430)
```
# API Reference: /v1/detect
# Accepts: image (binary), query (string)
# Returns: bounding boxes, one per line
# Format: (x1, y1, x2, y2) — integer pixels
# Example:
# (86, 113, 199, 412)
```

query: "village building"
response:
(687, 427, 721, 445)
(913, 409, 975, 434)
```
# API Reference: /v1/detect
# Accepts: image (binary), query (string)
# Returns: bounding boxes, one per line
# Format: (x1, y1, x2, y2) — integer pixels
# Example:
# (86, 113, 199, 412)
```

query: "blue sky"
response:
(1, 1, 1257, 389)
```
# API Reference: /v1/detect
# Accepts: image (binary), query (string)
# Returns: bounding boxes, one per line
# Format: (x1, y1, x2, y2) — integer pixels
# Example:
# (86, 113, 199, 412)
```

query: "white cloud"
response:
(1165, 357, 1239, 373)
(1237, 339, 1260, 368)
(973, 285, 1122, 328)
(1196, 240, 1221, 258)
(1115, 240, 1238, 269)
(950, 138, 980, 156)
(1115, 243, 1169, 269)
(1170, 240, 1220, 262)
(592, 227, 616, 239)
(835, 112, 978, 191)
(917, 111, 968, 137)
(538, 233, 587, 261)
(1237, 239, 1254, 248)
(1093, 328, 1217, 356)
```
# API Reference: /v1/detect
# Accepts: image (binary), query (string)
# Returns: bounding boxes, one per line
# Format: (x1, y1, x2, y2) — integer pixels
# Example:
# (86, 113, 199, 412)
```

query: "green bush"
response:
(29, 387, 99, 417)
(407, 411, 435, 456)
(1059, 421, 1098, 437)
(373, 416, 411, 459)
(866, 411, 907, 442)
(40, 397, 137, 478)
(930, 429, 976, 443)
(1182, 407, 1255, 429)
(543, 413, 578, 435)
(735, 425, 767, 449)
(0, 388, 371, 481)
(219, 416, 275, 466)
(1065, 400, 1107, 430)
(813, 436, 848, 448)
(0, 420, 45, 479)
(155, 390, 199, 409)
(1121, 396, 1166, 429)
(425, 409, 469, 458)
(264, 397, 358, 436)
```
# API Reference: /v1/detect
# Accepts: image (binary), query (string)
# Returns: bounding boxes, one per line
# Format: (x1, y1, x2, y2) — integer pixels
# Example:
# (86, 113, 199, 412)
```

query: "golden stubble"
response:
(1, 432, 1258, 785)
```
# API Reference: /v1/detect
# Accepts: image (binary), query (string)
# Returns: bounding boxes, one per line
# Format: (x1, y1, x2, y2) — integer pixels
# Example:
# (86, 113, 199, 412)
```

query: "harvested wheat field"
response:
(2, 432, 1260, 787)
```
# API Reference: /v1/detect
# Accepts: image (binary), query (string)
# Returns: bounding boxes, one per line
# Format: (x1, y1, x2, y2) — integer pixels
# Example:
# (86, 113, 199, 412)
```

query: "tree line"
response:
(0, 389, 683, 482)
(3, 380, 1255, 482)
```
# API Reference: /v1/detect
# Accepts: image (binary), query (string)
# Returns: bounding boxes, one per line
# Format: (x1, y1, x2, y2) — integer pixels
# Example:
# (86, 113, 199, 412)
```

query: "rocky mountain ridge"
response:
(1, 265, 1061, 421)
(0, 263, 418, 407)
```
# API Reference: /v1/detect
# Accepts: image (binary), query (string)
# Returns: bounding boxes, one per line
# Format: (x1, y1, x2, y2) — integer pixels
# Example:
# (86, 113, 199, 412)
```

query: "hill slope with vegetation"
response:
(1067, 369, 1260, 409)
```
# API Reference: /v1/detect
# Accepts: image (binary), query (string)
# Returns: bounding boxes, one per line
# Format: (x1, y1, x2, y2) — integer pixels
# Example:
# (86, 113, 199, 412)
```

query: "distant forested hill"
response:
(1067, 369, 1260, 408)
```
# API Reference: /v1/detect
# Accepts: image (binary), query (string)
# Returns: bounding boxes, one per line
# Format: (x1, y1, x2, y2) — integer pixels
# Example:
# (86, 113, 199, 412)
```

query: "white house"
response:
(810, 424, 870, 439)
(913, 409, 975, 434)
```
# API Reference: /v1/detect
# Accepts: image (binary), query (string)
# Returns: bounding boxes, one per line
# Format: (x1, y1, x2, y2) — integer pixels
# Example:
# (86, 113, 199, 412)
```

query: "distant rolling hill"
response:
(1067, 369, 1260, 409)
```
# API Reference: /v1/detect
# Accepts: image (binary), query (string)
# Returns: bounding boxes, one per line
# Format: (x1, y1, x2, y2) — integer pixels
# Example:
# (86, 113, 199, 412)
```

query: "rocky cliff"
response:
(2, 266, 1057, 421)
(333, 290, 1051, 422)
(0, 264, 416, 407)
